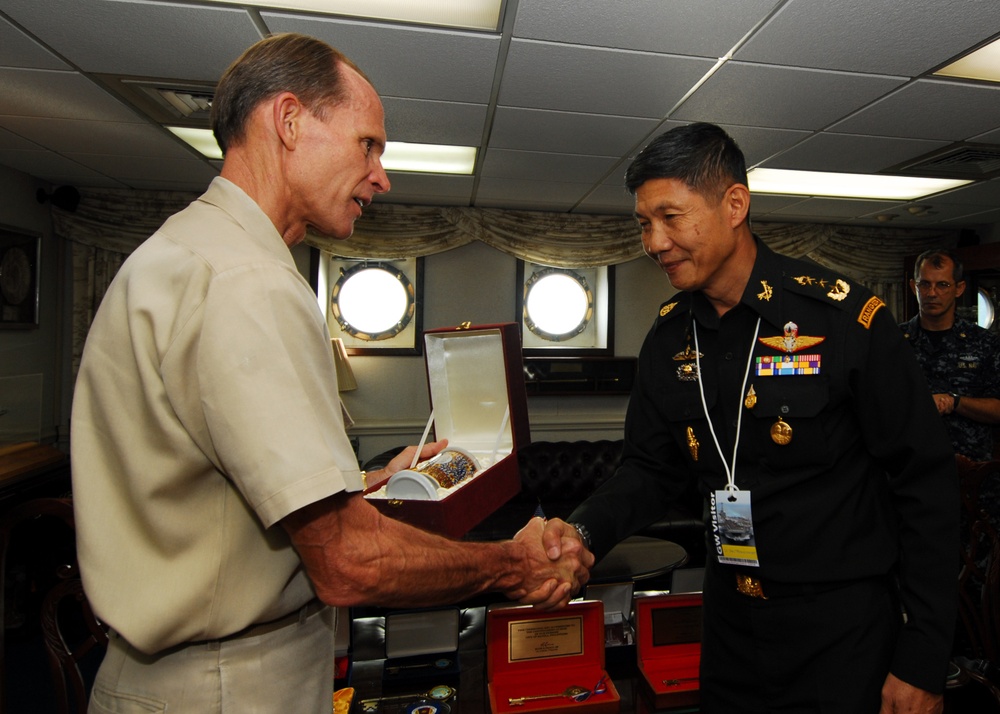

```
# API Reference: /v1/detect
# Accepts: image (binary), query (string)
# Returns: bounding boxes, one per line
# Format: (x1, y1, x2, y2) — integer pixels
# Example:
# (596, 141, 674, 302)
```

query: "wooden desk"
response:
(0, 442, 70, 507)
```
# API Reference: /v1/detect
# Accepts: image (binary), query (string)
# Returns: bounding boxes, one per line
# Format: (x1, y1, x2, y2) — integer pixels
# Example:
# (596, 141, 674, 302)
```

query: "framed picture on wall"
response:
(0, 225, 40, 329)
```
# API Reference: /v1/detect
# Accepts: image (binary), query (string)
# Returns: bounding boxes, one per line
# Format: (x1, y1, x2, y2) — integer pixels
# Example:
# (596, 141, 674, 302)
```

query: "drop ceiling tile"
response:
(2, 0, 261, 81)
(0, 124, 43, 152)
(379, 192, 472, 207)
(264, 13, 500, 103)
(489, 107, 660, 156)
(748, 194, 811, 215)
(67, 153, 218, 185)
(762, 133, 950, 173)
(965, 126, 1000, 145)
(717, 124, 812, 166)
(0, 116, 196, 159)
(831, 79, 1000, 141)
(0, 15, 69, 70)
(768, 197, 904, 218)
(500, 39, 716, 117)
(925, 178, 1000, 206)
(735, 0, 1000, 76)
(475, 176, 593, 211)
(673, 62, 906, 130)
(939, 207, 1000, 227)
(382, 173, 474, 204)
(381, 97, 487, 147)
(601, 162, 635, 187)
(0, 68, 144, 122)
(0, 148, 126, 186)
(481, 149, 618, 183)
(0, 0, 996, 232)
(857, 202, 996, 225)
(514, 0, 781, 56)
(124, 178, 214, 191)
(573, 183, 633, 215)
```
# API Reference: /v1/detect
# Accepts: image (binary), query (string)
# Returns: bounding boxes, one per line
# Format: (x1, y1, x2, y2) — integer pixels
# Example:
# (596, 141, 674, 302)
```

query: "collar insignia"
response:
(792, 275, 850, 302)
(827, 279, 850, 302)
(660, 301, 678, 317)
(757, 280, 773, 302)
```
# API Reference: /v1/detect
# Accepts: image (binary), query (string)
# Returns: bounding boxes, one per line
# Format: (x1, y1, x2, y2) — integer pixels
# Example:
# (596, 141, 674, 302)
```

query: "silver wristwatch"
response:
(569, 522, 592, 550)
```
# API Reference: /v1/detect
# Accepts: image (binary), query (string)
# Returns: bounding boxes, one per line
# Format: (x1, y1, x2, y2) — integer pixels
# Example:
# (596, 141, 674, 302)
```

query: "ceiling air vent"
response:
(96, 77, 218, 127)
(892, 143, 1000, 180)
(156, 89, 213, 118)
(136, 86, 214, 121)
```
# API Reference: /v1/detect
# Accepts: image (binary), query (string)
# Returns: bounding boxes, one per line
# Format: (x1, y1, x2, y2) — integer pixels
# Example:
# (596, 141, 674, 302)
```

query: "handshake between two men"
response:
(283, 438, 596, 612)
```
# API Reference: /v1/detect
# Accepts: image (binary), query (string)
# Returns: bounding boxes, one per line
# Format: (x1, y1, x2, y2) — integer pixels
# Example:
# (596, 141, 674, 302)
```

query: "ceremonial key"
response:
(662, 677, 699, 686)
(508, 685, 591, 706)
(385, 658, 452, 675)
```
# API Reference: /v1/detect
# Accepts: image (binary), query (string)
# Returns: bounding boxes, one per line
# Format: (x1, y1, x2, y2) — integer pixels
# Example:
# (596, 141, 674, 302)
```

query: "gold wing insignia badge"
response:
(758, 321, 825, 354)
(758, 335, 826, 354)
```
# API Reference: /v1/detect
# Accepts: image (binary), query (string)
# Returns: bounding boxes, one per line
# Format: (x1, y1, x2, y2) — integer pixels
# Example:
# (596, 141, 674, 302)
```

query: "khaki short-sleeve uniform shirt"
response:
(71, 178, 363, 655)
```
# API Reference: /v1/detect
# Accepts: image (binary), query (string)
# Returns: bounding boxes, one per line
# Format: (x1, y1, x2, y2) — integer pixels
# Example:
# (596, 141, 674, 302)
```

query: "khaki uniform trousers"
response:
(89, 603, 336, 714)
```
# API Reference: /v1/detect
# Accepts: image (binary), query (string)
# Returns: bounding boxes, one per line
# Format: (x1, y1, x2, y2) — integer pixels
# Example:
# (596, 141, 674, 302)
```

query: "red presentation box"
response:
(365, 323, 529, 539)
(635, 592, 703, 710)
(486, 600, 620, 714)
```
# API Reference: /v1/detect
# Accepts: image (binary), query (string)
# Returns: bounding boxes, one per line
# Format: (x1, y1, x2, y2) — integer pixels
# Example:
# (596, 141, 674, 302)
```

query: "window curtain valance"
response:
(54, 187, 959, 277)
(54, 187, 959, 370)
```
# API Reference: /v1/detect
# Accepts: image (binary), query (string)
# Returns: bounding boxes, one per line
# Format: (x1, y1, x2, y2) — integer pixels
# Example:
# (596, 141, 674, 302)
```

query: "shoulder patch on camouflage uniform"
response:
(857, 296, 885, 329)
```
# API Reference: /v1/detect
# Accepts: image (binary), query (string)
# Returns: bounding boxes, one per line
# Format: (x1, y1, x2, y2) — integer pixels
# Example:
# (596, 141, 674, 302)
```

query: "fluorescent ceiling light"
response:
(168, 126, 223, 159)
(197, 0, 502, 31)
(747, 168, 972, 200)
(934, 37, 1000, 83)
(169, 127, 475, 175)
(381, 141, 476, 174)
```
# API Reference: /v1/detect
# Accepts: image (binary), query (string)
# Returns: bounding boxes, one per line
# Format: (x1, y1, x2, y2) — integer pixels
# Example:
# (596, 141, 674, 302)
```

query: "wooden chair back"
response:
(0, 498, 107, 714)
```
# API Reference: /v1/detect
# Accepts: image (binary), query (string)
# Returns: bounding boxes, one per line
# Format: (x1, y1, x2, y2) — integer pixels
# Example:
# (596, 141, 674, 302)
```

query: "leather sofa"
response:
(363, 439, 706, 568)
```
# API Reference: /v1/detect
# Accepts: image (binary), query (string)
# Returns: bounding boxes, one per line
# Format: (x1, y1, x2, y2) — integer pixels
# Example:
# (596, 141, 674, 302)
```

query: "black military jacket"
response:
(571, 239, 957, 692)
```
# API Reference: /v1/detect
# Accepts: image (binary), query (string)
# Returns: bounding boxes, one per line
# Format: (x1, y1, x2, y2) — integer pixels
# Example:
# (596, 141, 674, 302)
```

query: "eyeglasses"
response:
(915, 280, 955, 293)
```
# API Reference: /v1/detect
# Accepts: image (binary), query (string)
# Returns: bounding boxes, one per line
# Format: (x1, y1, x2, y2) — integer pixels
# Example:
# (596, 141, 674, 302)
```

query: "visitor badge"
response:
(711, 489, 759, 567)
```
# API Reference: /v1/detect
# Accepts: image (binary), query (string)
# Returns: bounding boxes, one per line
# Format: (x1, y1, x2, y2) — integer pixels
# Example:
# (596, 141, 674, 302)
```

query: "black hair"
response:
(625, 122, 748, 201)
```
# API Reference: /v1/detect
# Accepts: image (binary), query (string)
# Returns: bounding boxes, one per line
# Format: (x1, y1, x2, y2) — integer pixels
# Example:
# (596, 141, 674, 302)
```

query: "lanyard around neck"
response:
(692, 316, 761, 493)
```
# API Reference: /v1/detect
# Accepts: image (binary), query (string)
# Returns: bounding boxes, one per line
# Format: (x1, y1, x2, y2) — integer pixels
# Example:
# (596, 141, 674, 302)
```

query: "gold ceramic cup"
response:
(416, 448, 480, 488)
(386, 448, 481, 500)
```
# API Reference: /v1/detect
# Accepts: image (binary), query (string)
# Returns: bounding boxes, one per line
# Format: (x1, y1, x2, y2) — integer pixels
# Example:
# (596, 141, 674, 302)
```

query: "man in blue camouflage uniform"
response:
(901, 249, 1000, 461)
(542, 123, 957, 714)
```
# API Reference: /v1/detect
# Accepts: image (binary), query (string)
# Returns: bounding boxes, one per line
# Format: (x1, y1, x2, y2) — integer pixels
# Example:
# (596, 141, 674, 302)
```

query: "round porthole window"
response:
(523, 268, 593, 342)
(331, 263, 414, 341)
(978, 287, 995, 330)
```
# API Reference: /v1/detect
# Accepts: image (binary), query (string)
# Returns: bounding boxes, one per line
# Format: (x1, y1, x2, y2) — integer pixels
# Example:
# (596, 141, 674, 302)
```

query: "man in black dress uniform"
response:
(545, 123, 957, 713)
